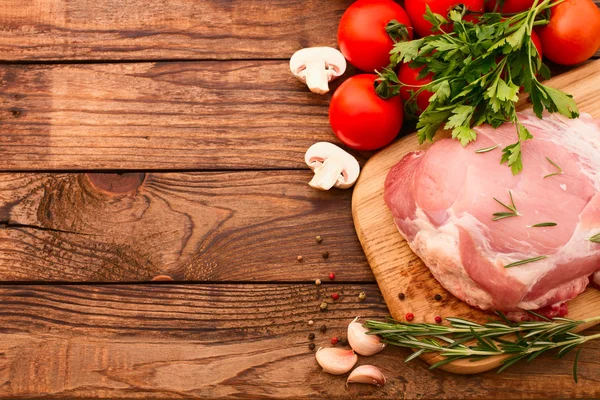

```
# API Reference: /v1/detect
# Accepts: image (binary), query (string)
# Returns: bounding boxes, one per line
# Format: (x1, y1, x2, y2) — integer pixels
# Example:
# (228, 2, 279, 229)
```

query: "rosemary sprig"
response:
(493, 190, 520, 220)
(365, 314, 600, 381)
(588, 233, 600, 243)
(475, 144, 500, 153)
(531, 222, 557, 227)
(543, 157, 564, 178)
(504, 255, 547, 268)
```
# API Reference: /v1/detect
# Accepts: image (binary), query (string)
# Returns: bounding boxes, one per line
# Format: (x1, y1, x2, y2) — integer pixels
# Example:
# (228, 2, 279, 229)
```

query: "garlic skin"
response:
(315, 347, 358, 375)
(347, 365, 387, 387)
(347, 317, 386, 356)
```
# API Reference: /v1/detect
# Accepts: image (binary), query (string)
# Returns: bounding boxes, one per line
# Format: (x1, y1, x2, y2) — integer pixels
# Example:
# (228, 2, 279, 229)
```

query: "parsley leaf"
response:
(374, 0, 579, 173)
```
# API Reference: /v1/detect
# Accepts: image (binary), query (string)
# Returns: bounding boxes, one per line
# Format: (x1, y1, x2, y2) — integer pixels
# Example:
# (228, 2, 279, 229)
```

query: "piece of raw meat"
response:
(384, 110, 600, 320)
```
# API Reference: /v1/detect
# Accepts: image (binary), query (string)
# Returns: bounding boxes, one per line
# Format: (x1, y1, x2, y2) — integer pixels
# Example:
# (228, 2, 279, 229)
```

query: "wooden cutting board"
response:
(352, 59, 600, 374)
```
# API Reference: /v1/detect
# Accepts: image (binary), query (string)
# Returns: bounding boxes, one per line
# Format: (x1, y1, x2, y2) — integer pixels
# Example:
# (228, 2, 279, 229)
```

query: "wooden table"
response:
(1, 1, 599, 398)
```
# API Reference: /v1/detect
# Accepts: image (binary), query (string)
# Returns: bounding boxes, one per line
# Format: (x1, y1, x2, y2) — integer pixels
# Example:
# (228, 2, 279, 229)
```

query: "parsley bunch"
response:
(376, 1, 579, 174)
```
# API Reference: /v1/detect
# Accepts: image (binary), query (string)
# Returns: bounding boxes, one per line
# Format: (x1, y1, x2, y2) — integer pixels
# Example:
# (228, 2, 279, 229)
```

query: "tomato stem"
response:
(385, 20, 410, 43)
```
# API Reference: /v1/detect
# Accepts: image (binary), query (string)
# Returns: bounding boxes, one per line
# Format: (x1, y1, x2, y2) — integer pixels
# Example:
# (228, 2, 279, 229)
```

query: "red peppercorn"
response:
(331, 293, 339, 300)
(435, 316, 442, 324)
(405, 312, 414, 321)
(331, 337, 339, 345)
(329, 272, 335, 280)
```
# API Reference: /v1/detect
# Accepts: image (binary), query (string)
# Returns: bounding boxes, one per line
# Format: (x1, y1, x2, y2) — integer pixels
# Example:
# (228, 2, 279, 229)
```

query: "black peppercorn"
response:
(308, 333, 315, 340)
(308, 343, 315, 350)
(434, 294, 442, 301)
(322, 251, 329, 259)
(320, 324, 327, 333)
(339, 338, 348, 346)
(398, 292, 406, 300)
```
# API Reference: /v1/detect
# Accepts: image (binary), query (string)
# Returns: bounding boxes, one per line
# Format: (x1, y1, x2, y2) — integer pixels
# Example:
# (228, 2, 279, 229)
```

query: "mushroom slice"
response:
(290, 47, 347, 94)
(305, 142, 360, 190)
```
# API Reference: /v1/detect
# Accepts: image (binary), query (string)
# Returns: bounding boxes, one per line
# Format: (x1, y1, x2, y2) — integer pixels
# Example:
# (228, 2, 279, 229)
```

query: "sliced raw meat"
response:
(384, 110, 600, 320)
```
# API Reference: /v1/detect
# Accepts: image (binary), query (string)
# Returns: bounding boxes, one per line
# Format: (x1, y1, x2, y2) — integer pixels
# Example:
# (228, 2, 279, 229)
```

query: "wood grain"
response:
(0, 61, 369, 170)
(0, 0, 352, 61)
(352, 60, 600, 373)
(0, 170, 371, 282)
(1, 283, 599, 399)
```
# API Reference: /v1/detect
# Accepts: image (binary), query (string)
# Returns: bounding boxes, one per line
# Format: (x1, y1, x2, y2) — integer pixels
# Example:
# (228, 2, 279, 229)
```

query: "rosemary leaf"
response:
(543, 157, 564, 179)
(493, 212, 519, 221)
(475, 144, 500, 153)
(493, 190, 520, 221)
(588, 233, 600, 243)
(557, 343, 579, 358)
(531, 222, 557, 227)
(544, 172, 563, 178)
(429, 355, 470, 370)
(498, 354, 528, 373)
(405, 348, 425, 363)
(574, 346, 582, 383)
(504, 255, 548, 268)
(525, 309, 551, 322)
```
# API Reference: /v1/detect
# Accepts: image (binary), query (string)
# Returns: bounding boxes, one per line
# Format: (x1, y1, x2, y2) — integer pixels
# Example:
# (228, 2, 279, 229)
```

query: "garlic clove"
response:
(346, 365, 387, 387)
(347, 317, 386, 356)
(315, 347, 358, 375)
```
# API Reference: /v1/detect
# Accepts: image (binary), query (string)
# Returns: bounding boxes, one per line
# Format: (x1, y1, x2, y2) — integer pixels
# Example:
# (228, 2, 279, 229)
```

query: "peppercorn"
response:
(315, 278, 322, 286)
(322, 251, 329, 259)
(434, 294, 442, 301)
(358, 292, 366, 301)
(315, 235, 322, 243)
(308, 320, 314, 326)
(331, 293, 339, 300)
(308, 333, 315, 340)
(319, 301, 328, 311)
(320, 325, 327, 333)
(405, 312, 414, 321)
(435, 316, 442, 324)
(339, 338, 348, 346)
(309, 343, 315, 350)
(329, 272, 335, 280)
(331, 337, 339, 345)
(398, 292, 406, 300)
(297, 255, 303, 262)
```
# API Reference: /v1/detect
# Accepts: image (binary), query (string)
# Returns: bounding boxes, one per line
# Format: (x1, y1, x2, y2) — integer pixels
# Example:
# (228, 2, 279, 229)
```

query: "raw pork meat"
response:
(384, 110, 600, 320)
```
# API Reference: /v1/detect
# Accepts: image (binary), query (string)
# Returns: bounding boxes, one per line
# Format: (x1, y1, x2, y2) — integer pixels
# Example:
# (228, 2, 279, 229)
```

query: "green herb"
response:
(588, 233, 600, 243)
(531, 222, 557, 227)
(385, 19, 410, 43)
(493, 190, 520, 220)
(364, 313, 600, 382)
(475, 144, 500, 153)
(375, 1, 578, 175)
(543, 157, 564, 178)
(504, 255, 548, 268)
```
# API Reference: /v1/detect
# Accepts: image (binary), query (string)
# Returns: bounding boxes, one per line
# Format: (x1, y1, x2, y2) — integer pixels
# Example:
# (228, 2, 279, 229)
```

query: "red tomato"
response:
(537, 0, 600, 65)
(484, 0, 535, 14)
(329, 74, 404, 151)
(337, 0, 413, 72)
(396, 63, 434, 114)
(405, 0, 484, 37)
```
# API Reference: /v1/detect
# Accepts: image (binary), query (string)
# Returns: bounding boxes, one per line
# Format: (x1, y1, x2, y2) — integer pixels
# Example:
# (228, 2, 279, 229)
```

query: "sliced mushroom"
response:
(290, 47, 346, 94)
(305, 142, 360, 190)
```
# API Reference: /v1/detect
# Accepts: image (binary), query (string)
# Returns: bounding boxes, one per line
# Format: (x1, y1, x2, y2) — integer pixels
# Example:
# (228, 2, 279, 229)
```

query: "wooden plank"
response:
(0, 61, 368, 170)
(0, 0, 351, 61)
(0, 283, 599, 399)
(352, 60, 600, 372)
(0, 170, 371, 282)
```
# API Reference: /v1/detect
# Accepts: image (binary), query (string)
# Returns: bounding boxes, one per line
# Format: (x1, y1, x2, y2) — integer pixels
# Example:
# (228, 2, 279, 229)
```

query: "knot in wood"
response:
(86, 173, 146, 194)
